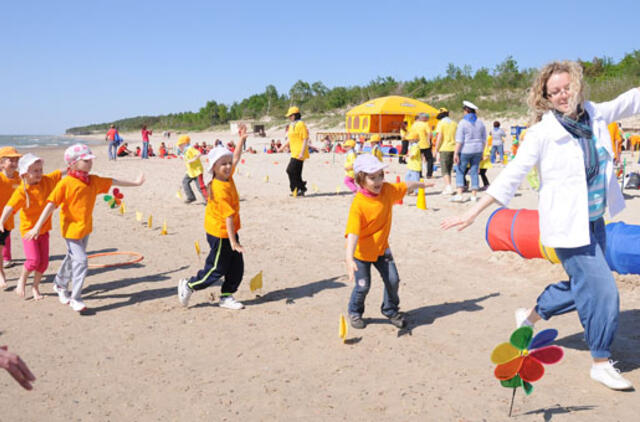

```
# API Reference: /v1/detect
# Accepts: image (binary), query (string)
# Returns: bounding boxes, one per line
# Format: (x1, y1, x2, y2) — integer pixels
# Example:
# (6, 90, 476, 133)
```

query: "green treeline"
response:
(66, 52, 640, 135)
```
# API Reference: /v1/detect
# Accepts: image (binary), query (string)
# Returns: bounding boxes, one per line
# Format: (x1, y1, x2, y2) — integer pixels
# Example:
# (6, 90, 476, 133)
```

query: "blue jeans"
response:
(456, 153, 482, 190)
(490, 144, 503, 164)
(142, 142, 149, 159)
(348, 249, 400, 318)
(535, 218, 619, 359)
(108, 141, 118, 160)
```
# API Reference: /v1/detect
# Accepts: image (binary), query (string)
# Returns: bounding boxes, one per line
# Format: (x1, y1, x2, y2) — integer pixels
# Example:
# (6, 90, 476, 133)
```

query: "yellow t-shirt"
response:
(8, 170, 62, 236)
(345, 182, 407, 262)
(0, 171, 21, 231)
(607, 122, 621, 158)
(184, 146, 204, 178)
(47, 175, 112, 239)
(435, 118, 458, 152)
(287, 120, 310, 160)
(479, 143, 493, 170)
(371, 144, 383, 162)
(344, 150, 356, 178)
(407, 143, 421, 172)
(204, 168, 241, 238)
(409, 121, 431, 149)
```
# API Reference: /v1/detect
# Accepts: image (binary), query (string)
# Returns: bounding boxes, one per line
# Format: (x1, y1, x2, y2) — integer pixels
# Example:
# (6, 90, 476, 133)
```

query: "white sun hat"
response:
(353, 153, 388, 174)
(206, 146, 233, 172)
(18, 153, 43, 176)
(462, 100, 479, 111)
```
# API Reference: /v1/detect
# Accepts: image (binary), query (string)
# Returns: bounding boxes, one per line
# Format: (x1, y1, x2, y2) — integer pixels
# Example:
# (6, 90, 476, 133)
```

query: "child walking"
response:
(405, 137, 421, 194)
(178, 125, 249, 309)
(343, 139, 357, 193)
(0, 147, 22, 282)
(25, 144, 145, 312)
(345, 154, 433, 329)
(0, 154, 65, 299)
(177, 135, 208, 204)
(369, 134, 384, 162)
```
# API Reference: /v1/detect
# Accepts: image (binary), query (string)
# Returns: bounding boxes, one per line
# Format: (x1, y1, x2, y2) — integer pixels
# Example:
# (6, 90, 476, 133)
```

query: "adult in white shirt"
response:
(442, 60, 640, 391)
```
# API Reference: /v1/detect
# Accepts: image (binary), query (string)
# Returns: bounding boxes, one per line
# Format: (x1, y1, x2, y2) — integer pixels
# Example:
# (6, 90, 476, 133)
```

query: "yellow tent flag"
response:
(313, 184, 319, 193)
(264, 175, 269, 183)
(249, 271, 263, 292)
(161, 220, 168, 235)
(119, 201, 125, 215)
(135, 211, 143, 222)
(194, 240, 201, 257)
(292, 188, 298, 197)
(148, 215, 153, 228)
(339, 314, 348, 343)
(336, 186, 341, 194)
(176, 190, 183, 200)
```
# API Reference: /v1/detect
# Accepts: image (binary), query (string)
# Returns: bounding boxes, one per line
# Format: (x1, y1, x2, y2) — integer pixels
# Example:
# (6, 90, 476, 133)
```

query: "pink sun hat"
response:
(64, 143, 96, 166)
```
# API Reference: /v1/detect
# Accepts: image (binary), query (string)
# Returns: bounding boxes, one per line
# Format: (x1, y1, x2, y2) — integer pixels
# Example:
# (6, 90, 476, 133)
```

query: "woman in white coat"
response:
(442, 60, 640, 391)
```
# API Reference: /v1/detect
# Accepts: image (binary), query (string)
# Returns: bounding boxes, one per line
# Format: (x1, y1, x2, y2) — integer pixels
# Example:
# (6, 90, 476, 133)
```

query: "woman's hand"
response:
(441, 211, 476, 232)
(453, 153, 460, 165)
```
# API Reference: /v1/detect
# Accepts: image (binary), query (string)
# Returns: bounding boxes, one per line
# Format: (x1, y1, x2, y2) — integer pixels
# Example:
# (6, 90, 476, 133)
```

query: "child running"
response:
(178, 125, 249, 309)
(405, 137, 421, 194)
(0, 147, 22, 281)
(25, 144, 145, 312)
(369, 134, 383, 162)
(345, 154, 433, 330)
(177, 135, 208, 204)
(343, 139, 357, 193)
(0, 154, 65, 299)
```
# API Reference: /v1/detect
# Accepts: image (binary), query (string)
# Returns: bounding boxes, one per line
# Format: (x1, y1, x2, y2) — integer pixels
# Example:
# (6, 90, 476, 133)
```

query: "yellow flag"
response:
(312, 184, 319, 193)
(147, 215, 153, 228)
(264, 175, 269, 183)
(292, 188, 298, 197)
(247, 172, 251, 178)
(119, 201, 125, 215)
(176, 190, 183, 200)
(336, 186, 341, 194)
(135, 211, 143, 222)
(161, 220, 167, 235)
(249, 271, 263, 292)
(339, 314, 348, 343)
(195, 241, 201, 257)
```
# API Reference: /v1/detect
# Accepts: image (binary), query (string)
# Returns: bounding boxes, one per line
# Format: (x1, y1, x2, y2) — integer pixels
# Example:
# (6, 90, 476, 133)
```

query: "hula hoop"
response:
(87, 251, 144, 269)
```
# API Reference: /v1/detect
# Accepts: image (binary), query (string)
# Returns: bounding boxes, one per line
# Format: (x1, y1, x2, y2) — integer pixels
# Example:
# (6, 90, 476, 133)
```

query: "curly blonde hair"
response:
(527, 60, 587, 124)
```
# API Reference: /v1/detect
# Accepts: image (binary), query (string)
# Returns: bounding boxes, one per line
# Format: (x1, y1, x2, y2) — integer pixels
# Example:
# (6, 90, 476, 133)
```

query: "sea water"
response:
(0, 134, 101, 149)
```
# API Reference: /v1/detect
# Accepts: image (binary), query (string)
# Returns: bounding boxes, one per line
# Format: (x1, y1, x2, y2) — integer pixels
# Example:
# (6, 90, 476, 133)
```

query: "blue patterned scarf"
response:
(553, 108, 599, 184)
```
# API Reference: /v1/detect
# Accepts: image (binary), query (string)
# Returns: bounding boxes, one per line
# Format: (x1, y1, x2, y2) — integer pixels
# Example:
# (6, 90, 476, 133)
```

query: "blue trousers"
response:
(108, 141, 118, 160)
(188, 234, 243, 294)
(142, 142, 149, 159)
(456, 153, 482, 190)
(490, 144, 504, 163)
(535, 218, 619, 359)
(348, 249, 400, 318)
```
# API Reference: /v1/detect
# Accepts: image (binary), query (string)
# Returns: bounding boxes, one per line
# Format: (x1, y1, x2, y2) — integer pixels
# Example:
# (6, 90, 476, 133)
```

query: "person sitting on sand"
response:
(117, 143, 132, 157)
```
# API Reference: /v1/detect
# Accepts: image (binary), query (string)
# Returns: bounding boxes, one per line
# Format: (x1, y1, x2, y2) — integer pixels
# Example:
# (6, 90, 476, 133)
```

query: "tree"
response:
(289, 80, 312, 104)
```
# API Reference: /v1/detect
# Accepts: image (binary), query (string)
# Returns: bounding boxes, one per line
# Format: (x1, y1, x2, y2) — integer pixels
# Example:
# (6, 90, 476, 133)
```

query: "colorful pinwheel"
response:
(491, 326, 563, 396)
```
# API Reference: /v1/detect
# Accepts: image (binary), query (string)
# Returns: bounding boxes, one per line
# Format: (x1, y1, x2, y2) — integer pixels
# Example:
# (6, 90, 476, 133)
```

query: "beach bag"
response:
(605, 222, 640, 275)
(623, 172, 640, 189)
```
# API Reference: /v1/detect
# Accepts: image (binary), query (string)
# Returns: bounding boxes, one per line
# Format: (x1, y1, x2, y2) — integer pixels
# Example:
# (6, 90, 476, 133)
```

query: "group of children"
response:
(0, 144, 144, 312)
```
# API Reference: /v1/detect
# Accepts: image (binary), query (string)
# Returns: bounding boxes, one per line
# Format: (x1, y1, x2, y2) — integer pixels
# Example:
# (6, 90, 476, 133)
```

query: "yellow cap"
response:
(344, 140, 356, 147)
(370, 134, 381, 143)
(285, 106, 300, 117)
(438, 107, 448, 113)
(177, 135, 191, 146)
(0, 146, 22, 159)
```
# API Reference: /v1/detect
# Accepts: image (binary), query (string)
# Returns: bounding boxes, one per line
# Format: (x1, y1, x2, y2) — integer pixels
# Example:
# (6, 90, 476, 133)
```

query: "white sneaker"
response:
(515, 308, 534, 328)
(219, 295, 244, 310)
(178, 278, 193, 307)
(53, 284, 70, 305)
(470, 195, 479, 202)
(441, 185, 453, 195)
(3, 260, 14, 269)
(69, 299, 87, 312)
(590, 361, 634, 390)
(449, 194, 466, 203)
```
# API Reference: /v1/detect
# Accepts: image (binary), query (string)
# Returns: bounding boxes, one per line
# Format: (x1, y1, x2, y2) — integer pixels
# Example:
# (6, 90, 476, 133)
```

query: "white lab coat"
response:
(487, 88, 640, 248)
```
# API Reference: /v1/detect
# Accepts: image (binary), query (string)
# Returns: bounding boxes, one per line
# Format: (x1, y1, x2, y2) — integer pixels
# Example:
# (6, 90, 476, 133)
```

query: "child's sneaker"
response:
(349, 314, 366, 329)
(449, 194, 466, 203)
(178, 278, 193, 307)
(69, 299, 87, 312)
(53, 284, 70, 305)
(3, 260, 14, 269)
(590, 361, 634, 390)
(388, 312, 407, 329)
(515, 308, 534, 328)
(219, 295, 244, 310)
(441, 185, 454, 195)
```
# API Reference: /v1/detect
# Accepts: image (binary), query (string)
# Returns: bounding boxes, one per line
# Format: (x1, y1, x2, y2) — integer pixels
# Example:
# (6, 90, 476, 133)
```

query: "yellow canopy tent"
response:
(345, 95, 439, 134)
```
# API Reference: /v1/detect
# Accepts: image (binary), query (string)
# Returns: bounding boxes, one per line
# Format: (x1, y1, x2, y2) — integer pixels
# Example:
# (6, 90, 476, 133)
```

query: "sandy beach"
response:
(1, 128, 640, 421)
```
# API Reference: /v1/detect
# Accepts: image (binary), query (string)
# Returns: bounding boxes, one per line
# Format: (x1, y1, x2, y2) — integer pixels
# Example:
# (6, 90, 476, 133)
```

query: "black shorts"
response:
(0, 229, 10, 246)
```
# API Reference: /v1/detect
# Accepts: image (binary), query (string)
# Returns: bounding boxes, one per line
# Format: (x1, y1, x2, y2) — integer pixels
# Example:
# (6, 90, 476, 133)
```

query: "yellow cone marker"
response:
(119, 201, 125, 215)
(176, 190, 183, 200)
(195, 240, 201, 257)
(264, 175, 269, 183)
(339, 314, 348, 343)
(161, 220, 167, 235)
(313, 184, 319, 193)
(416, 179, 427, 210)
(135, 211, 143, 222)
(148, 215, 153, 228)
(249, 271, 263, 293)
(292, 188, 298, 197)
(336, 186, 341, 194)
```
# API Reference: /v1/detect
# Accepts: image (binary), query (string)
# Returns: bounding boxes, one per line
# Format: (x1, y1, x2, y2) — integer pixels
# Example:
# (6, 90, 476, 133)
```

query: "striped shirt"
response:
(588, 146, 608, 221)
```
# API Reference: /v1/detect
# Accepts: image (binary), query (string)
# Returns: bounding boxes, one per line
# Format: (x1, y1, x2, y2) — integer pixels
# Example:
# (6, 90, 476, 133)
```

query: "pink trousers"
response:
(22, 232, 50, 273)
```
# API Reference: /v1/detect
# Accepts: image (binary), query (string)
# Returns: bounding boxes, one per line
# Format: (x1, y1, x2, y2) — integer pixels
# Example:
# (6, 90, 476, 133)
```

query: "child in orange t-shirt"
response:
(0, 154, 66, 299)
(25, 144, 145, 312)
(344, 154, 432, 330)
(178, 126, 249, 310)
(0, 146, 22, 281)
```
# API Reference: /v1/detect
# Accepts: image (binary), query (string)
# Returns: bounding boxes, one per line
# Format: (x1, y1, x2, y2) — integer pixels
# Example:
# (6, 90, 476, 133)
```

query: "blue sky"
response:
(1, 0, 638, 134)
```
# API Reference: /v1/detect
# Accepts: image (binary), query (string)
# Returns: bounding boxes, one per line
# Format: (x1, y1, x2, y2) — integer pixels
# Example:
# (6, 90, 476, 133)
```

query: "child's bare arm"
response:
(232, 125, 249, 168)
(345, 233, 359, 282)
(405, 181, 434, 192)
(225, 216, 244, 253)
(24, 202, 56, 240)
(112, 173, 145, 187)
(0, 206, 14, 233)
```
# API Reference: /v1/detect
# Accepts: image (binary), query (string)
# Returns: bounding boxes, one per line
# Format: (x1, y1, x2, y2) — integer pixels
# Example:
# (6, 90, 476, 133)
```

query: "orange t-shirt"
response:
(0, 171, 21, 231)
(345, 182, 407, 262)
(204, 168, 240, 238)
(7, 170, 62, 236)
(47, 175, 112, 239)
